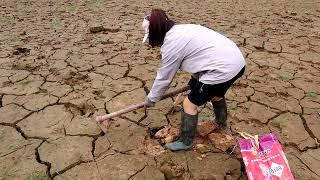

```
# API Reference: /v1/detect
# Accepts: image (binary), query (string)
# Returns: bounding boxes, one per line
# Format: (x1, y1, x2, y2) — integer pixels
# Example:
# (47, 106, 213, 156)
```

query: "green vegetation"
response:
(279, 75, 290, 81)
(0, 128, 3, 140)
(306, 92, 318, 97)
(66, 5, 77, 13)
(52, 19, 62, 31)
(198, 108, 212, 121)
(0, 168, 16, 180)
(26, 171, 49, 180)
(227, 103, 237, 113)
(276, 117, 287, 129)
(19, 79, 32, 85)
(85, 0, 106, 11)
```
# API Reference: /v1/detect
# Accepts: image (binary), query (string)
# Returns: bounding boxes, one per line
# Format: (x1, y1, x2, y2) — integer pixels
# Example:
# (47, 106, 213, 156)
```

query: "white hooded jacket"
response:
(147, 24, 246, 102)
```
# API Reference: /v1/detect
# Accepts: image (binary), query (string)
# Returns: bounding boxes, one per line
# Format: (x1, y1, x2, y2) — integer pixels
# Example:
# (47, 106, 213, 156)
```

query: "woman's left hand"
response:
(144, 97, 155, 107)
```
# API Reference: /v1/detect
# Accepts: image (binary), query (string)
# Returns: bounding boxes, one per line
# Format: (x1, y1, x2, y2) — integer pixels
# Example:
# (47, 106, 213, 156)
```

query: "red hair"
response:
(148, 9, 175, 47)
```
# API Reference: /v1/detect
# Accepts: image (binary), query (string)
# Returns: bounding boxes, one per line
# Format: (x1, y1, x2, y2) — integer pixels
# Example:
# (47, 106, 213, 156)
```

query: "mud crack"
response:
(35, 141, 53, 180)
(293, 153, 320, 178)
(91, 135, 104, 180)
(300, 114, 317, 140)
(0, 95, 3, 108)
(127, 165, 146, 180)
(51, 160, 91, 178)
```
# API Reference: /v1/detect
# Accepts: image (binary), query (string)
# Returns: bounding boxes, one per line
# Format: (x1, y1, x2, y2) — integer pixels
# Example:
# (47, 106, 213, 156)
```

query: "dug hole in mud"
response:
(103, 96, 244, 179)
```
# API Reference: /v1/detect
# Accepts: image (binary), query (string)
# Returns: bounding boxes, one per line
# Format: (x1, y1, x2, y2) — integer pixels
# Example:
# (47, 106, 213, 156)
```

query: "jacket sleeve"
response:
(147, 51, 181, 102)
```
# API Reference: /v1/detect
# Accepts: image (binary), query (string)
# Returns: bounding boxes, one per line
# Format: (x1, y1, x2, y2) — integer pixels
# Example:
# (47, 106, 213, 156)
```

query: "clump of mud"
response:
(197, 120, 217, 137)
(208, 133, 235, 151)
(154, 126, 180, 144)
(152, 120, 236, 153)
(138, 138, 165, 156)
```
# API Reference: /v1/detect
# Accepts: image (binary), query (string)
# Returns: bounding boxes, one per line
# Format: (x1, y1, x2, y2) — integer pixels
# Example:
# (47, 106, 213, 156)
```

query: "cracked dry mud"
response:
(0, 0, 319, 179)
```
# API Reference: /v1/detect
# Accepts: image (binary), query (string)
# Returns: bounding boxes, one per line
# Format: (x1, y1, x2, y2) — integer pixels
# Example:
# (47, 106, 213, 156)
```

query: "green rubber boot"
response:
(165, 112, 198, 151)
(212, 97, 228, 129)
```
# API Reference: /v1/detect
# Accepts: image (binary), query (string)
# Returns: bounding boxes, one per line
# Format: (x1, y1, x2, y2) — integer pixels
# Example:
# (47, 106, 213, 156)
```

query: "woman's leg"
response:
(165, 98, 199, 151)
(165, 79, 206, 151)
(211, 97, 227, 128)
(183, 97, 198, 115)
(210, 67, 245, 128)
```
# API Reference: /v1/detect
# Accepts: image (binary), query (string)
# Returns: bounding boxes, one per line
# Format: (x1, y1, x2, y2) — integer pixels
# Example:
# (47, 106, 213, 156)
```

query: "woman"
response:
(142, 9, 245, 151)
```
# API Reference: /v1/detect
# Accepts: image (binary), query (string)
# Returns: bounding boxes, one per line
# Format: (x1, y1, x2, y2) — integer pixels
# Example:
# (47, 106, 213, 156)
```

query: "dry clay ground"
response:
(0, 0, 320, 179)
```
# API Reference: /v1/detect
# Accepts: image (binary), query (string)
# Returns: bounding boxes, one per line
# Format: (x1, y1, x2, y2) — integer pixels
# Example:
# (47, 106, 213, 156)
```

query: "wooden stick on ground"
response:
(95, 86, 190, 123)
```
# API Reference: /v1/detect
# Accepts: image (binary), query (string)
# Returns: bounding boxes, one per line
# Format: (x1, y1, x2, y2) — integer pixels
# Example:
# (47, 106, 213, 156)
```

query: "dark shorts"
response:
(188, 67, 245, 106)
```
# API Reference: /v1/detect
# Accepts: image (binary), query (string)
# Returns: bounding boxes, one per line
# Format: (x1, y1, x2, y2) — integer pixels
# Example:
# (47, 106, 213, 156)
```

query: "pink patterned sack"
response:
(238, 133, 294, 180)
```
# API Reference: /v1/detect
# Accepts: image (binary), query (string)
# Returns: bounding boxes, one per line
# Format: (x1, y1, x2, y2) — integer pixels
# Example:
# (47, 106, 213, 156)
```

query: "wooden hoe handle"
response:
(95, 86, 190, 122)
